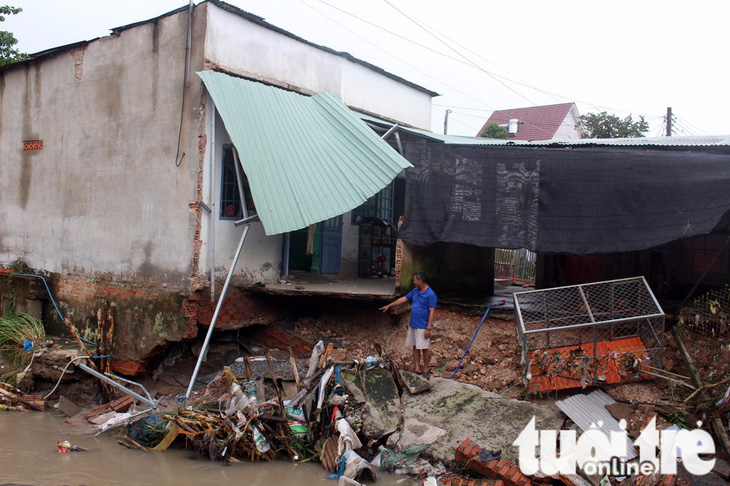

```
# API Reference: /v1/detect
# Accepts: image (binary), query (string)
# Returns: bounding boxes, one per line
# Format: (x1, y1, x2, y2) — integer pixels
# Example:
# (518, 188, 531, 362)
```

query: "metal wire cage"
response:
(514, 277, 665, 393)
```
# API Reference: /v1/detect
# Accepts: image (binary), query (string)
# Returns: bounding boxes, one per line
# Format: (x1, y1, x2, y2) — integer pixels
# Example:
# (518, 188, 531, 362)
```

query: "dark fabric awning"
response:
(399, 143, 730, 254)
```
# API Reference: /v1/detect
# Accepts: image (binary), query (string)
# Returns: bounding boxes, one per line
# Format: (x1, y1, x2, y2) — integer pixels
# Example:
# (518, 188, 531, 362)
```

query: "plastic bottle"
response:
(252, 423, 270, 453)
(245, 381, 258, 411)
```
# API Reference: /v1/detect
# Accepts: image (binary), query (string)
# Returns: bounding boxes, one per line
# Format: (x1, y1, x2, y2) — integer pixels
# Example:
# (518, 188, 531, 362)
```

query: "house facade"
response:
(0, 1, 434, 372)
(479, 102, 581, 141)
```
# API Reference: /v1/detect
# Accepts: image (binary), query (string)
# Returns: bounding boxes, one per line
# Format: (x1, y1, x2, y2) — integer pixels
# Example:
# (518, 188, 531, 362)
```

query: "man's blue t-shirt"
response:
(405, 286, 437, 329)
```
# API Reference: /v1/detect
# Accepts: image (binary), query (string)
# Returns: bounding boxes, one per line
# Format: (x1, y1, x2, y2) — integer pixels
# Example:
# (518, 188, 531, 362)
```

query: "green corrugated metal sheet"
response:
(198, 71, 412, 235)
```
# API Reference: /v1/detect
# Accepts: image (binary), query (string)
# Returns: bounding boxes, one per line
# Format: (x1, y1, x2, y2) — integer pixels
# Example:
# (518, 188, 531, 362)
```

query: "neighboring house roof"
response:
(199, 71, 412, 235)
(479, 102, 578, 141)
(361, 115, 730, 147)
(1, 0, 438, 98)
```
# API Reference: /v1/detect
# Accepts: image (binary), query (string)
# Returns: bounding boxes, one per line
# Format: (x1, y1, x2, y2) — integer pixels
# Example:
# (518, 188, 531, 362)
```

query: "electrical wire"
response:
(3, 271, 107, 350)
(382, 0, 536, 106)
(303, 0, 675, 131)
(43, 355, 90, 400)
(297, 0, 495, 111)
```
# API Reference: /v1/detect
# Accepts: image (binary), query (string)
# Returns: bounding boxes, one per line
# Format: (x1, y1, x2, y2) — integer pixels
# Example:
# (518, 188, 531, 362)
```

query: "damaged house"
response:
(0, 0, 437, 373)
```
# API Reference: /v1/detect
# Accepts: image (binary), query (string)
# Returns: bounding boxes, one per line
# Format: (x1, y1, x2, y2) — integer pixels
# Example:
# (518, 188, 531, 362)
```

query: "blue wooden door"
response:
(320, 215, 342, 274)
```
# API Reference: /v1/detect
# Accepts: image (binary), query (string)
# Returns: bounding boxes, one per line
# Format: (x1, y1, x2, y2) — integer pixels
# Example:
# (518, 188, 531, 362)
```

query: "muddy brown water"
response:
(0, 412, 409, 486)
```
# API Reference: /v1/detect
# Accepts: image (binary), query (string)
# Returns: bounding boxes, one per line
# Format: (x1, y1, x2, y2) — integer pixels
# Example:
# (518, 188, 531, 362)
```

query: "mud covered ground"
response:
(280, 296, 730, 424)
(11, 294, 730, 428)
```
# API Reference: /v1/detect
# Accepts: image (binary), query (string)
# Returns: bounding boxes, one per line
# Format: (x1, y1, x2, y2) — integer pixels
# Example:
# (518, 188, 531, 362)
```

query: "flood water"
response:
(0, 412, 411, 486)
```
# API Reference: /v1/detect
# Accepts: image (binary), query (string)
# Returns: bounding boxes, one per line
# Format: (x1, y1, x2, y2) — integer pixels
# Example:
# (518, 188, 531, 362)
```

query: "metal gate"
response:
(495, 248, 536, 286)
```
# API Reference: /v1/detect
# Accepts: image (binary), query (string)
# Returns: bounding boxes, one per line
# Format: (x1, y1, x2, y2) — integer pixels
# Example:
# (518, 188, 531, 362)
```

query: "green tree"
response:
(0, 5, 28, 67)
(579, 111, 649, 139)
(478, 122, 509, 139)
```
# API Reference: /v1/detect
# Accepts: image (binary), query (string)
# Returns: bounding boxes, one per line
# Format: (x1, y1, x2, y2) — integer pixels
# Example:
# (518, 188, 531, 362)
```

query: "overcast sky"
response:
(5, 0, 729, 137)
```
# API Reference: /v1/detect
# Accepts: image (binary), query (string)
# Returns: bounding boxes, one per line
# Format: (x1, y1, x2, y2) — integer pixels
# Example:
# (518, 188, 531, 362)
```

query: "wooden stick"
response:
(244, 356, 253, 381)
(318, 343, 334, 368)
(288, 347, 301, 391)
(0, 387, 44, 411)
(684, 375, 730, 403)
(121, 435, 149, 452)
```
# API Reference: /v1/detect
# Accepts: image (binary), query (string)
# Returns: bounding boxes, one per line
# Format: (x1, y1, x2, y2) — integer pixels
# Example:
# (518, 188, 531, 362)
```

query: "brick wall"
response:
(52, 275, 278, 375)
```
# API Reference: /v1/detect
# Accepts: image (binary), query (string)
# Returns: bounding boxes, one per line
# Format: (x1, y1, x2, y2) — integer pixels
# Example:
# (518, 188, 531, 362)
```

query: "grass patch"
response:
(0, 312, 45, 384)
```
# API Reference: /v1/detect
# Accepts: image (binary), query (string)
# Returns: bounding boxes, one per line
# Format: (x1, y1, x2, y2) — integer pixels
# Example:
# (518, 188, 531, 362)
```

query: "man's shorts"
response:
(405, 326, 430, 350)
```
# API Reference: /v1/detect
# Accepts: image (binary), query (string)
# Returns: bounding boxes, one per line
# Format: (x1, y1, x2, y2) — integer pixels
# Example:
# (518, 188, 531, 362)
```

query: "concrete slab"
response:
(401, 377, 565, 464)
(400, 370, 433, 394)
(341, 367, 401, 440)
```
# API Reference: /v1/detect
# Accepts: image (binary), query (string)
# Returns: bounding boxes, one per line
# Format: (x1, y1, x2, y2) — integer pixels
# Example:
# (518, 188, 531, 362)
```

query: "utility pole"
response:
(666, 107, 672, 137)
(444, 109, 451, 135)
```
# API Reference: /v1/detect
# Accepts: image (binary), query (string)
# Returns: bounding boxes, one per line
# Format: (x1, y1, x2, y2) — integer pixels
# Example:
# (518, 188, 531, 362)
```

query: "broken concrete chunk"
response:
(605, 401, 634, 423)
(387, 417, 446, 450)
(88, 411, 117, 425)
(402, 378, 564, 463)
(58, 395, 82, 418)
(340, 369, 367, 403)
(400, 371, 433, 395)
(341, 367, 401, 440)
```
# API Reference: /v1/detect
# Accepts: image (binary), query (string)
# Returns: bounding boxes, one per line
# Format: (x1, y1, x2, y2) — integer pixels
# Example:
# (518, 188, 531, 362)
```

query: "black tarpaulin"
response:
(399, 143, 730, 255)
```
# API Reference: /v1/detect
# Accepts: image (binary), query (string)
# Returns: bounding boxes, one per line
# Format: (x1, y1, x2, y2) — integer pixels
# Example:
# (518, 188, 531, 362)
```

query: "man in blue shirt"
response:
(379, 271, 437, 379)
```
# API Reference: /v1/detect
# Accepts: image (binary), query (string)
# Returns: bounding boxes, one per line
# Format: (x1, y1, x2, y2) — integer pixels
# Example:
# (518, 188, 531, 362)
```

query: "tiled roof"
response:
(480, 102, 577, 141)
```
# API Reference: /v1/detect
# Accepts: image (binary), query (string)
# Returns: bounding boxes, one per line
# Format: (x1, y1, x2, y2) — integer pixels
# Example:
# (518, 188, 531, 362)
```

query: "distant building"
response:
(478, 102, 581, 141)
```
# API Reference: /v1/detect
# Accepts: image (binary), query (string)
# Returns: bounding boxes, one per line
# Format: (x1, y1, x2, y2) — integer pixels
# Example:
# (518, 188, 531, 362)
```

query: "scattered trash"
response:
(57, 440, 86, 452)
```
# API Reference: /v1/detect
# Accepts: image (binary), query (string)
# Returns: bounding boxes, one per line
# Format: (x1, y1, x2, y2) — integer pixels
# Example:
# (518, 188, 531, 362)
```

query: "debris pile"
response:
(0, 381, 47, 411)
(119, 346, 427, 484)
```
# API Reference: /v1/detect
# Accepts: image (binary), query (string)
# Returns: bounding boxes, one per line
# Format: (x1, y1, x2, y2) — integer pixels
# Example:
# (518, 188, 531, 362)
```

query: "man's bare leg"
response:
(412, 347, 422, 373)
(422, 349, 431, 374)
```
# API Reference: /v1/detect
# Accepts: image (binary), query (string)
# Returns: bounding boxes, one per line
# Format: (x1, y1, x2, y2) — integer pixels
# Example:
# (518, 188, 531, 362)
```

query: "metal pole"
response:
(444, 109, 451, 135)
(77, 362, 157, 409)
(185, 224, 251, 400)
(209, 100, 216, 302)
(184, 0, 194, 88)
(666, 107, 672, 137)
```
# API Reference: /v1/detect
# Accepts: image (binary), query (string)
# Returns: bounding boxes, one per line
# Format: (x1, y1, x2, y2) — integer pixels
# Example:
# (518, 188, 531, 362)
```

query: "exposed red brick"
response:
(111, 359, 146, 376)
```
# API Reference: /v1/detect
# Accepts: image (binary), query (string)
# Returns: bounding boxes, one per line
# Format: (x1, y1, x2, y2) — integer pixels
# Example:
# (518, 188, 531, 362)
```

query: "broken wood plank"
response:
(119, 435, 149, 453)
(318, 343, 334, 368)
(0, 387, 45, 411)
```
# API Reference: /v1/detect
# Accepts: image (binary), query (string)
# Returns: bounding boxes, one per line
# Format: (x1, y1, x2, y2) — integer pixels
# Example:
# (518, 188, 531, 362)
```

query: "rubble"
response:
(2, 297, 730, 485)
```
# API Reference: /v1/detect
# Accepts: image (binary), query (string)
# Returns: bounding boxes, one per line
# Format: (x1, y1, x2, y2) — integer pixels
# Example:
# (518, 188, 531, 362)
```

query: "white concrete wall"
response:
(0, 11, 200, 289)
(204, 4, 432, 130)
(199, 105, 283, 283)
(553, 106, 583, 139)
(198, 3, 433, 283)
(0, 3, 430, 291)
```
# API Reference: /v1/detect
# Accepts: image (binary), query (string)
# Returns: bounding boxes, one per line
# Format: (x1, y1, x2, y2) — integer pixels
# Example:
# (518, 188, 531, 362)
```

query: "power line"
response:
(301, 0, 690, 132)
(382, 0, 537, 106)
(298, 0, 497, 111)
(379, 2, 667, 120)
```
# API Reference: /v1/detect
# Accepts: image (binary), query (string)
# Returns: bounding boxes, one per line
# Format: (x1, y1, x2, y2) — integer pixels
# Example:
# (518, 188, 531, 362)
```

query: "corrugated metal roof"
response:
(359, 114, 730, 147)
(556, 389, 638, 460)
(544, 134, 730, 146)
(367, 122, 730, 148)
(198, 71, 413, 235)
